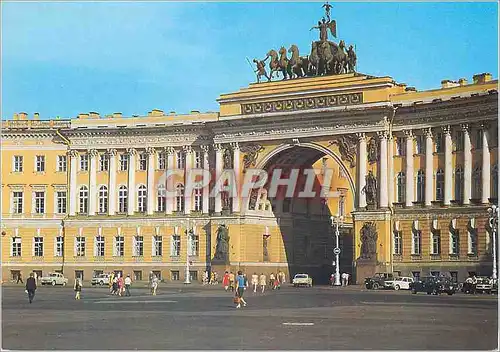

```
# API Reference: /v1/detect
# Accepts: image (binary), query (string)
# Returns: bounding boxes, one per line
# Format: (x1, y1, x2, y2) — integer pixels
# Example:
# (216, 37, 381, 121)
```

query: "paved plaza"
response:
(2, 284, 498, 350)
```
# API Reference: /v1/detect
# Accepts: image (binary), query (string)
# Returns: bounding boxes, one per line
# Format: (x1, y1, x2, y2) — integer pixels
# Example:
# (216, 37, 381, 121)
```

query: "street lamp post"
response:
(330, 214, 343, 286)
(488, 205, 498, 280)
(184, 219, 191, 284)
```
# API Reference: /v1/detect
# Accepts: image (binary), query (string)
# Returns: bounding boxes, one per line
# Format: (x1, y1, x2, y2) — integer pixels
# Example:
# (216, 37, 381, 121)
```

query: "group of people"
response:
(221, 271, 287, 294)
(109, 272, 132, 297)
(202, 271, 219, 285)
(329, 272, 351, 286)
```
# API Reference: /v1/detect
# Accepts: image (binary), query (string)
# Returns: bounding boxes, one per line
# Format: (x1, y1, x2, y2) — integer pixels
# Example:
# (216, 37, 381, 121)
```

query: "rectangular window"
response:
(152, 270, 162, 280)
(468, 231, 477, 255)
(432, 231, 441, 255)
(435, 133, 443, 153)
(75, 270, 84, 281)
(56, 191, 67, 214)
(133, 271, 143, 281)
(34, 191, 45, 214)
(35, 155, 45, 172)
(12, 191, 23, 214)
(57, 155, 67, 172)
(194, 151, 202, 169)
(55, 236, 64, 257)
(12, 237, 22, 257)
(171, 235, 181, 256)
(34, 237, 44, 257)
(95, 236, 105, 257)
(416, 135, 425, 154)
(176, 151, 185, 169)
(99, 154, 109, 171)
(13, 156, 23, 172)
(189, 271, 198, 281)
(139, 153, 147, 171)
(450, 231, 459, 255)
(338, 196, 345, 217)
(476, 129, 483, 149)
(412, 271, 421, 281)
(393, 231, 402, 255)
(76, 237, 86, 256)
(80, 154, 89, 171)
(153, 235, 163, 256)
(189, 234, 199, 256)
(396, 137, 405, 156)
(133, 236, 144, 256)
(114, 236, 124, 256)
(158, 153, 166, 170)
(412, 230, 421, 255)
(171, 270, 180, 281)
(455, 131, 464, 152)
(119, 154, 128, 171)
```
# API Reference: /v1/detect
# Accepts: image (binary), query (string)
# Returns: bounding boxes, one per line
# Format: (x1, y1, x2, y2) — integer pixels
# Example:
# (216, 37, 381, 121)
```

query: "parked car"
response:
(365, 272, 394, 290)
(410, 276, 455, 295)
(384, 276, 414, 290)
(292, 273, 313, 287)
(91, 273, 111, 286)
(475, 276, 493, 294)
(40, 272, 68, 286)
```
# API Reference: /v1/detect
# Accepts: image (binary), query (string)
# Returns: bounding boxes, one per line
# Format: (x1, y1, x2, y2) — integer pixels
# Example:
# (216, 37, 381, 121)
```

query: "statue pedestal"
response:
(211, 261, 231, 277)
(355, 257, 377, 285)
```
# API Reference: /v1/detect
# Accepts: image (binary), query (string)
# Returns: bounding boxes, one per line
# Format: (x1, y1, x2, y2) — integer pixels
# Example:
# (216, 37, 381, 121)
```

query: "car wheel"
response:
(394, 285, 400, 291)
(52, 281, 56, 286)
(411, 289, 417, 294)
(293, 284, 297, 287)
(447, 292, 453, 296)
(63, 282, 67, 286)
(99, 281, 104, 286)
(486, 290, 491, 294)
(372, 283, 379, 290)
(426, 291, 431, 295)
(432, 289, 438, 295)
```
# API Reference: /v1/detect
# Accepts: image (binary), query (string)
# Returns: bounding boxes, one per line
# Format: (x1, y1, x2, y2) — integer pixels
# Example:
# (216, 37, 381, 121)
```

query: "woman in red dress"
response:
(222, 271, 230, 291)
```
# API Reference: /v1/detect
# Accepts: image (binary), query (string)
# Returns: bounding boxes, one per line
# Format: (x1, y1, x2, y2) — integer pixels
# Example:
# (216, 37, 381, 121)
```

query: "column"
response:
(183, 146, 193, 215)
(377, 131, 388, 208)
(388, 135, 394, 206)
(357, 133, 367, 209)
(462, 124, 472, 205)
(482, 124, 491, 204)
(214, 144, 224, 213)
(165, 147, 175, 215)
(146, 147, 156, 215)
(89, 149, 98, 216)
(424, 128, 433, 206)
(127, 148, 136, 215)
(443, 126, 453, 206)
(68, 150, 78, 216)
(232, 142, 241, 213)
(201, 145, 210, 214)
(108, 149, 117, 216)
(404, 130, 414, 207)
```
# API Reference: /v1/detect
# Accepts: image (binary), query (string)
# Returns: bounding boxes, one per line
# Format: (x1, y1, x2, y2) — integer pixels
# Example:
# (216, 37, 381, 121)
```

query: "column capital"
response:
(214, 143, 224, 151)
(460, 123, 470, 133)
(230, 142, 240, 150)
(164, 146, 175, 155)
(356, 132, 366, 141)
(89, 149, 99, 157)
(67, 149, 79, 158)
(182, 145, 193, 154)
(200, 145, 210, 154)
(126, 148, 137, 156)
(441, 125, 451, 136)
(479, 122, 491, 130)
(376, 131, 389, 140)
(423, 127, 433, 138)
(146, 147, 156, 156)
(403, 129, 414, 138)
(107, 148, 118, 156)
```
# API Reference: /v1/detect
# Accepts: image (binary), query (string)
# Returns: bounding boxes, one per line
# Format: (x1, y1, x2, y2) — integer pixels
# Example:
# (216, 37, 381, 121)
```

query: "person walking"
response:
(25, 273, 37, 304)
(222, 271, 230, 291)
(259, 273, 267, 293)
(279, 271, 286, 285)
(251, 273, 259, 293)
(151, 275, 159, 296)
(235, 271, 248, 308)
(269, 273, 275, 287)
(117, 275, 124, 297)
(74, 277, 82, 300)
(124, 275, 132, 297)
(229, 272, 235, 292)
(111, 276, 118, 295)
(16, 272, 23, 284)
(109, 272, 115, 293)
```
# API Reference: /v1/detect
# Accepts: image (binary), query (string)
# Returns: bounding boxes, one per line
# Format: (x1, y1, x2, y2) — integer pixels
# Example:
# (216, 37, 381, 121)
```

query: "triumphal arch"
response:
(1, 4, 498, 284)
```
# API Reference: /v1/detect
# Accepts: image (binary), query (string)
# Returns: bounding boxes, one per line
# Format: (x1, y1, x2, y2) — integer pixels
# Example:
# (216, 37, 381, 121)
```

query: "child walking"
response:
(74, 277, 82, 300)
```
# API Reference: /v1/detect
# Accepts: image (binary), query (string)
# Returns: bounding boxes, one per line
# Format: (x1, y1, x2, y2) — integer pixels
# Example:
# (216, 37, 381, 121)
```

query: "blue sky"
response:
(1, 2, 498, 120)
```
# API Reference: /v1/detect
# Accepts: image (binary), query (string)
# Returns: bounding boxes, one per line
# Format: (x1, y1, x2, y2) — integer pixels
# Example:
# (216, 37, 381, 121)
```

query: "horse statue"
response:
(278, 46, 293, 80)
(319, 41, 334, 75)
(346, 44, 357, 73)
(333, 40, 348, 75)
(308, 41, 321, 76)
(266, 49, 281, 80)
(288, 44, 308, 78)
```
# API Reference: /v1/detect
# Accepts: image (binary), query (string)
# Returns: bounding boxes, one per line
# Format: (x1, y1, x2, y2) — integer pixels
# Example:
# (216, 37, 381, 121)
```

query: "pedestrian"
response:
(229, 272, 235, 292)
(16, 272, 23, 284)
(273, 276, 280, 290)
(109, 272, 115, 293)
(74, 277, 82, 300)
(345, 273, 350, 286)
(341, 273, 346, 287)
(25, 273, 37, 304)
(112, 276, 118, 295)
(251, 272, 259, 293)
(279, 271, 286, 285)
(152, 275, 159, 296)
(330, 273, 335, 286)
(222, 271, 230, 291)
(235, 270, 248, 309)
(210, 272, 215, 285)
(118, 275, 124, 296)
(259, 273, 267, 293)
(124, 275, 132, 297)
(269, 273, 275, 287)
(203, 270, 209, 285)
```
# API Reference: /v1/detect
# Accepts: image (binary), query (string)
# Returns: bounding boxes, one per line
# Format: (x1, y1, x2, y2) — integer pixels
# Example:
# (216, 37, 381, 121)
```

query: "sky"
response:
(1, 1, 498, 120)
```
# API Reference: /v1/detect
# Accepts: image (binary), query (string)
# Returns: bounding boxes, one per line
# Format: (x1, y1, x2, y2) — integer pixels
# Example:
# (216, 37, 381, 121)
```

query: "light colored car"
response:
(91, 273, 111, 286)
(292, 273, 313, 287)
(475, 276, 493, 293)
(385, 276, 414, 290)
(40, 272, 68, 286)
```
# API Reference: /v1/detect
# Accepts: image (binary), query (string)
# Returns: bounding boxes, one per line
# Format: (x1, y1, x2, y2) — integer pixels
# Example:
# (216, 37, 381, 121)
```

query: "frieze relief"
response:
(241, 92, 363, 115)
(328, 134, 358, 168)
(69, 134, 210, 148)
(239, 143, 265, 170)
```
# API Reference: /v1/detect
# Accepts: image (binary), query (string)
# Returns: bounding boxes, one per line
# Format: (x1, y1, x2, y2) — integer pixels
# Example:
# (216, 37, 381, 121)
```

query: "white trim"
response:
(2, 145, 68, 151)
(1, 262, 210, 267)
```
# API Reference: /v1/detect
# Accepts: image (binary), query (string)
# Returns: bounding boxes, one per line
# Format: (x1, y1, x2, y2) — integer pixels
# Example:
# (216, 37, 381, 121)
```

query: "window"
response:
(12, 191, 23, 214)
(119, 154, 128, 171)
(176, 151, 185, 169)
(393, 231, 402, 255)
(76, 237, 86, 256)
(416, 135, 425, 154)
(436, 169, 444, 201)
(55, 236, 64, 257)
(412, 230, 421, 255)
(472, 166, 481, 199)
(75, 270, 84, 281)
(13, 156, 23, 172)
(35, 155, 45, 172)
(468, 230, 477, 255)
(435, 133, 443, 153)
(57, 155, 67, 172)
(171, 270, 180, 281)
(98, 186, 108, 213)
(338, 196, 345, 217)
(455, 130, 464, 152)
(476, 129, 483, 149)
(133, 271, 143, 281)
(194, 188, 202, 211)
(133, 235, 144, 256)
(34, 191, 45, 214)
(99, 154, 109, 172)
(118, 186, 128, 213)
(188, 232, 199, 256)
(114, 236, 124, 256)
(153, 235, 163, 256)
(189, 271, 198, 281)
(137, 185, 147, 212)
(11, 237, 21, 257)
(79, 186, 89, 214)
(80, 154, 89, 171)
(396, 137, 405, 156)
(171, 235, 181, 256)
(412, 271, 420, 281)
(450, 271, 458, 283)
(397, 172, 406, 203)
(492, 165, 498, 199)
(157, 185, 166, 212)
(95, 235, 105, 257)
(158, 152, 166, 170)
(176, 184, 185, 212)
(432, 230, 441, 255)
(455, 167, 464, 202)
(194, 151, 202, 169)
(416, 170, 425, 202)
(139, 153, 147, 171)
(56, 191, 67, 214)
(450, 230, 459, 255)
(152, 270, 162, 280)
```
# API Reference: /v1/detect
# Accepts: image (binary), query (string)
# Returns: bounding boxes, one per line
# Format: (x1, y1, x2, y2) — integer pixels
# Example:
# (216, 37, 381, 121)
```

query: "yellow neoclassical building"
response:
(1, 71, 498, 284)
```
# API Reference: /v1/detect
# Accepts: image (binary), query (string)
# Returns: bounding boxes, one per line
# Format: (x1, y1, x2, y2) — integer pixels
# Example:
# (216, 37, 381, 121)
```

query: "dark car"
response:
(410, 276, 456, 295)
(365, 273, 394, 290)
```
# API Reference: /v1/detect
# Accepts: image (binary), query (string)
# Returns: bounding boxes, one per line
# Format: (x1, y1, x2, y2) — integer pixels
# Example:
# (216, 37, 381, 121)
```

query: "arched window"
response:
(78, 186, 88, 214)
(157, 185, 166, 212)
(435, 169, 444, 201)
(397, 172, 406, 203)
(472, 166, 482, 199)
(338, 196, 345, 217)
(118, 186, 128, 213)
(454, 167, 464, 202)
(176, 184, 185, 212)
(194, 188, 202, 212)
(492, 164, 498, 199)
(98, 185, 108, 213)
(137, 185, 147, 212)
(416, 170, 425, 202)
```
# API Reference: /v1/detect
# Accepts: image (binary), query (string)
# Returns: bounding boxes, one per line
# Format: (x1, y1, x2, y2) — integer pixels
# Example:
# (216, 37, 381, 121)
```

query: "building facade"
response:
(1, 72, 498, 284)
